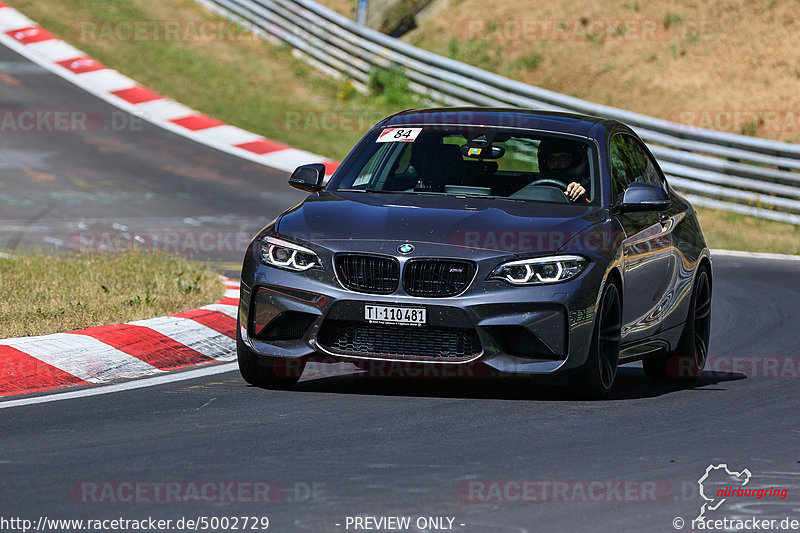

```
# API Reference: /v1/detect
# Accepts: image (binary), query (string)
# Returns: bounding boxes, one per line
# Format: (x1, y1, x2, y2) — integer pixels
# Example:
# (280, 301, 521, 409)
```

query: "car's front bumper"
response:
(238, 247, 606, 377)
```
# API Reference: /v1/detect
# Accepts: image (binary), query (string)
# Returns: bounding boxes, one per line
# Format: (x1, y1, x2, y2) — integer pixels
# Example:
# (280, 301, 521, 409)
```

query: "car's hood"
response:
(277, 191, 606, 257)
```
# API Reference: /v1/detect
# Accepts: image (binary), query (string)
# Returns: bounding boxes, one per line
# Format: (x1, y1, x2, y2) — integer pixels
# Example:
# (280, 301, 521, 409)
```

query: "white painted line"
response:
(200, 303, 238, 318)
(128, 316, 235, 361)
(25, 39, 82, 62)
(0, 333, 161, 382)
(0, 363, 238, 410)
(77, 69, 137, 92)
(135, 99, 195, 121)
(191, 124, 262, 145)
(711, 249, 800, 262)
(224, 289, 240, 299)
(200, 304, 238, 318)
(0, 10, 34, 32)
(259, 148, 326, 172)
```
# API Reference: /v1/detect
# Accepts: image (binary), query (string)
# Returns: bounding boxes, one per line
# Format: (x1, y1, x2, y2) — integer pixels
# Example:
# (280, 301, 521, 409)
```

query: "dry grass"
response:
(696, 207, 800, 255)
(319, 0, 355, 17)
(0, 252, 223, 338)
(320, 0, 800, 142)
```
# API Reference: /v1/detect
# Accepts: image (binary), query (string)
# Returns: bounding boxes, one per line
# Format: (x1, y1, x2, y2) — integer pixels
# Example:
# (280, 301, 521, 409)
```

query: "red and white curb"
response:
(0, 279, 240, 397)
(0, 2, 339, 175)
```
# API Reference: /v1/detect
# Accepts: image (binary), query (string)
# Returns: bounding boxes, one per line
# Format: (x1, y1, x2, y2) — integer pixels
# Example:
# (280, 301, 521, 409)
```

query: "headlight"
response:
(260, 236, 322, 272)
(489, 255, 587, 285)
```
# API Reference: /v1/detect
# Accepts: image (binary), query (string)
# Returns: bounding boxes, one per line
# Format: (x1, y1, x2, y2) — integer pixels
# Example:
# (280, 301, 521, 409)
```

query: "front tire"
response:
(237, 320, 305, 389)
(569, 280, 622, 399)
(643, 268, 711, 381)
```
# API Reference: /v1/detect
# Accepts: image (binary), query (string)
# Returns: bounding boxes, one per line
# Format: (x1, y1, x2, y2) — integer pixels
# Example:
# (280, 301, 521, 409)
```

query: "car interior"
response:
(343, 129, 596, 204)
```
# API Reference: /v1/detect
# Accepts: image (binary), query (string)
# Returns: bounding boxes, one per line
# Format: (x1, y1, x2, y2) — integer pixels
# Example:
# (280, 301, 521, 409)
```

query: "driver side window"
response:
(610, 134, 665, 202)
(628, 137, 664, 190)
(610, 135, 635, 203)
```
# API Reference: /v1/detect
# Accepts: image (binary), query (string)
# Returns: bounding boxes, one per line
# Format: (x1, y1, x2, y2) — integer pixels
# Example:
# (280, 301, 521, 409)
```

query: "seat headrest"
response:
(420, 144, 465, 191)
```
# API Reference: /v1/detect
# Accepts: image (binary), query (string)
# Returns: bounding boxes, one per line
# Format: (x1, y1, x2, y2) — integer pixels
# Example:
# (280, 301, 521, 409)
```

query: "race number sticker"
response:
(376, 127, 422, 143)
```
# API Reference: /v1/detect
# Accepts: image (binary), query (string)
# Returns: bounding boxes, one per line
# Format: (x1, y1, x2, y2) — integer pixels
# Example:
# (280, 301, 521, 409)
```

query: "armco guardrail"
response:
(198, 0, 800, 224)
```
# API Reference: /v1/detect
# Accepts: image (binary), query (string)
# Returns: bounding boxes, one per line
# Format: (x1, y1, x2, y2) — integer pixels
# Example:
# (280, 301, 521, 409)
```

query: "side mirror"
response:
(288, 163, 325, 192)
(618, 182, 670, 213)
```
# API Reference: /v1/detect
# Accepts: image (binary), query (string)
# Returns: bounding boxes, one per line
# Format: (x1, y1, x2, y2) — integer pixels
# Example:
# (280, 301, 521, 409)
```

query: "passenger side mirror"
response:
(288, 163, 326, 192)
(618, 182, 669, 212)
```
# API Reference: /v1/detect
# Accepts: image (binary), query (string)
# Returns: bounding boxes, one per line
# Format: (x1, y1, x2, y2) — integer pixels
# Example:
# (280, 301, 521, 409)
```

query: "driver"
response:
(538, 141, 589, 202)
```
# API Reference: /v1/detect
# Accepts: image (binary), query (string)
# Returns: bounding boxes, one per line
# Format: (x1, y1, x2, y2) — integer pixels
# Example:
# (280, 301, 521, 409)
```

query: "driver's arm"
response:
(566, 181, 586, 202)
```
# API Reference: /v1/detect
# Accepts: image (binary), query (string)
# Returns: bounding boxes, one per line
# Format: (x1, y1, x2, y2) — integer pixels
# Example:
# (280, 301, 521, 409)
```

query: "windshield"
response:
(329, 126, 598, 205)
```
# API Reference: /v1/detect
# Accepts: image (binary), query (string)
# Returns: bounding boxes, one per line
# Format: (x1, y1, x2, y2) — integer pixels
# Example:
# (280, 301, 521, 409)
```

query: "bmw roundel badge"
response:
(398, 243, 414, 254)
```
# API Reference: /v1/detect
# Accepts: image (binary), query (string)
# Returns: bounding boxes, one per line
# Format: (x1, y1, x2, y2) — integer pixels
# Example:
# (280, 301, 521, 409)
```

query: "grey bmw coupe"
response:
(237, 108, 712, 398)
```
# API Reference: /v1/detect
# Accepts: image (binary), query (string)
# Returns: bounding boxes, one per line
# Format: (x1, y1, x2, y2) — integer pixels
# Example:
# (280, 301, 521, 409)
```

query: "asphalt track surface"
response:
(0, 44, 304, 272)
(2, 42, 800, 533)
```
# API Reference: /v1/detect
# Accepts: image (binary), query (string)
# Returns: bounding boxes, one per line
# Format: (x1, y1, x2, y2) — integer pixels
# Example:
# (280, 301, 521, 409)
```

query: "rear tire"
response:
(643, 268, 711, 381)
(237, 320, 305, 389)
(569, 280, 622, 399)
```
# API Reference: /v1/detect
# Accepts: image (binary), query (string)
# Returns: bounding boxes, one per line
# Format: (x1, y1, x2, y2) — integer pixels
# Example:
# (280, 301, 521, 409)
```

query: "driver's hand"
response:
(565, 182, 586, 202)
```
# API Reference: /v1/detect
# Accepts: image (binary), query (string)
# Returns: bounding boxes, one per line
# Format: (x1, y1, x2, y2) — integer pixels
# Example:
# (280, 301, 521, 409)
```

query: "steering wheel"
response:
(529, 178, 568, 191)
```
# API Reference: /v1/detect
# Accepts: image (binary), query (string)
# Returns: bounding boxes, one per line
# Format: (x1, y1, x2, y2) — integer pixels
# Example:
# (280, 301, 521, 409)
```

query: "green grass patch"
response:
(445, 36, 505, 72)
(0, 251, 223, 338)
(367, 67, 421, 108)
(696, 207, 800, 255)
(663, 13, 683, 29)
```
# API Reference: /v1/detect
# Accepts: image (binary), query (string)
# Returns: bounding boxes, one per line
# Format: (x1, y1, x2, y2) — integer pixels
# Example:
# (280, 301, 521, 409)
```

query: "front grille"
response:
(318, 320, 481, 361)
(335, 254, 399, 294)
(403, 259, 476, 297)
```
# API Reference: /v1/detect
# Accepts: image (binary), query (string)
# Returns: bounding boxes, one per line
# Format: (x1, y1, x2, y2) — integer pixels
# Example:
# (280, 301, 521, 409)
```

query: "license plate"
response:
(365, 305, 426, 326)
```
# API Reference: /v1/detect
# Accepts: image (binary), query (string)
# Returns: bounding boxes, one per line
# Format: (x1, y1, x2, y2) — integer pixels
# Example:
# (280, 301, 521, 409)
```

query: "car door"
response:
(610, 133, 678, 343)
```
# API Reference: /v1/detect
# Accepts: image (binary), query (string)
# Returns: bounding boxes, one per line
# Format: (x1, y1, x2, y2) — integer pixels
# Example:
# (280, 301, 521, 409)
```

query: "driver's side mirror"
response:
(288, 163, 325, 192)
(617, 182, 669, 213)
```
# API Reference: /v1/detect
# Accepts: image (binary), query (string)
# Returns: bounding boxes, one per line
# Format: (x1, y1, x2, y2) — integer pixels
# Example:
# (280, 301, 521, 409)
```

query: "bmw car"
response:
(237, 108, 712, 397)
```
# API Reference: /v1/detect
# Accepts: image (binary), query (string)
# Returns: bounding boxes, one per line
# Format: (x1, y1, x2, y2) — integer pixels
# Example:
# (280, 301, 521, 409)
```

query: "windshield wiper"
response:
(336, 188, 404, 194)
(447, 193, 496, 199)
